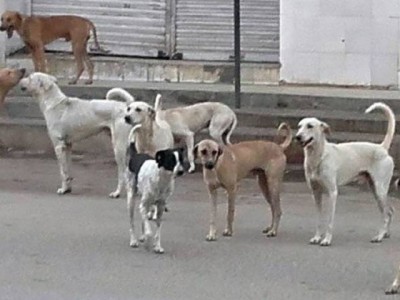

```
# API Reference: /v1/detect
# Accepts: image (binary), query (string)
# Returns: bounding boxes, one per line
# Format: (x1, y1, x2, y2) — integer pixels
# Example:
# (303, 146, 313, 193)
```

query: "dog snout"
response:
(124, 116, 131, 124)
(205, 161, 214, 169)
(295, 134, 302, 142)
(19, 68, 26, 77)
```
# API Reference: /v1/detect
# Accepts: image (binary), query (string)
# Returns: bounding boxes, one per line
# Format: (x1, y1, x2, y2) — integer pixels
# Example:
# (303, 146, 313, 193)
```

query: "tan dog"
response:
(0, 67, 25, 105)
(0, 11, 105, 85)
(194, 123, 292, 241)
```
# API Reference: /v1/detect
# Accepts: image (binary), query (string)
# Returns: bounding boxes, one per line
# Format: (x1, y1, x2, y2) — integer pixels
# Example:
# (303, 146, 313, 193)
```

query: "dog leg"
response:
(83, 49, 94, 85)
(153, 203, 165, 254)
(69, 42, 85, 85)
(223, 188, 236, 237)
(184, 132, 196, 173)
(54, 142, 72, 195)
(309, 186, 323, 245)
(109, 137, 127, 198)
(206, 188, 218, 241)
(139, 200, 152, 242)
(263, 176, 282, 237)
(370, 162, 394, 243)
(126, 176, 139, 248)
(386, 264, 400, 294)
(320, 188, 338, 246)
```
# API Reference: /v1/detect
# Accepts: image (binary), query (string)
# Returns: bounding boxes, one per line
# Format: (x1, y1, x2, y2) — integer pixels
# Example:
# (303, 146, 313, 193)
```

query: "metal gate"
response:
(175, 0, 279, 62)
(31, 0, 169, 57)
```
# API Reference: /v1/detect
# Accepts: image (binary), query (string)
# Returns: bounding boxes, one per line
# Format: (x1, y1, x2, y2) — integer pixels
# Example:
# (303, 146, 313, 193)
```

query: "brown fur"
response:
(194, 123, 292, 241)
(0, 68, 25, 106)
(0, 11, 105, 85)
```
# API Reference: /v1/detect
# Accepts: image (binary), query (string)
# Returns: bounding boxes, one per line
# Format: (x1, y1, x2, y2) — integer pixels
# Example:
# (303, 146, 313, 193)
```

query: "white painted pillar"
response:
(0, 0, 6, 66)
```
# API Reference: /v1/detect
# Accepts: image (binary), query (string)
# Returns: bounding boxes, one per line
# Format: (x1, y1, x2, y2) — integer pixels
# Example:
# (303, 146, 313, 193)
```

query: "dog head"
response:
(0, 11, 22, 38)
(193, 139, 223, 170)
(295, 117, 331, 148)
(0, 67, 25, 89)
(124, 102, 156, 125)
(20, 72, 58, 95)
(155, 148, 185, 177)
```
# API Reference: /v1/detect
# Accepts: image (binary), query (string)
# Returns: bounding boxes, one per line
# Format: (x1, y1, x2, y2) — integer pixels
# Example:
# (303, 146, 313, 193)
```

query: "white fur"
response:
(106, 89, 238, 173)
(107, 88, 174, 156)
(20, 72, 131, 198)
(295, 102, 395, 246)
(126, 153, 183, 254)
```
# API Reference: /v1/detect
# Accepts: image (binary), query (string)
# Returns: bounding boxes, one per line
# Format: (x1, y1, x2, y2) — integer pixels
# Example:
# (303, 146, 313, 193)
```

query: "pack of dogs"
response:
(1, 9, 400, 294)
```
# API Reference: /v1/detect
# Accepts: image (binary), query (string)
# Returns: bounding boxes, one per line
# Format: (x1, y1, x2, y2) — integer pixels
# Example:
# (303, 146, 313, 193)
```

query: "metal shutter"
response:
(31, 0, 168, 57)
(175, 0, 279, 62)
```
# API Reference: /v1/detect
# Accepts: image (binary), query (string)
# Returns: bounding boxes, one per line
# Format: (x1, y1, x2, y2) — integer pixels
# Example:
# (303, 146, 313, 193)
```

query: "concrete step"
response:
(1, 117, 399, 166)
(3, 97, 398, 137)
(9, 80, 400, 112)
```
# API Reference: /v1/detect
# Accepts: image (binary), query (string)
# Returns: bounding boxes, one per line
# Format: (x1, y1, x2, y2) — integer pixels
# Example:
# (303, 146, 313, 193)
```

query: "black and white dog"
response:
(127, 126, 184, 253)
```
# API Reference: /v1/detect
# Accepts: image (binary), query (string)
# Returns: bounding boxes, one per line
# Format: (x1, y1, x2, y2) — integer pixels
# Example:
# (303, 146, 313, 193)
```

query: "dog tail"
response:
(88, 21, 109, 53)
(154, 94, 162, 112)
(277, 122, 292, 150)
(128, 124, 142, 144)
(106, 88, 135, 104)
(222, 114, 238, 145)
(365, 102, 395, 150)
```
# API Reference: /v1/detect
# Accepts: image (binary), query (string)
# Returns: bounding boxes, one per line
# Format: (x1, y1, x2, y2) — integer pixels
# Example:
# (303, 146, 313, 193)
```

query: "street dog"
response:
(106, 88, 174, 157)
(295, 102, 395, 246)
(126, 126, 184, 253)
(194, 123, 292, 241)
(0, 67, 25, 106)
(19, 72, 133, 198)
(110, 89, 237, 173)
(0, 11, 106, 85)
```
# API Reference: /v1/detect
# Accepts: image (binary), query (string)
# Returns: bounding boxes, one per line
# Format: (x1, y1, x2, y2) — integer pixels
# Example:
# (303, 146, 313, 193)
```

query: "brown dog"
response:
(0, 11, 105, 85)
(194, 123, 292, 241)
(0, 67, 25, 106)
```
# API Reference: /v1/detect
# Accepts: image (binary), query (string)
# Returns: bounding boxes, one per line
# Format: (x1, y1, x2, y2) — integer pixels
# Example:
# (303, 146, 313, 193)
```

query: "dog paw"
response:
(385, 285, 399, 295)
(384, 232, 391, 239)
(206, 234, 217, 242)
(264, 229, 277, 237)
(188, 165, 196, 173)
(109, 191, 120, 199)
(130, 240, 139, 248)
(68, 80, 77, 85)
(222, 229, 232, 237)
(154, 246, 165, 254)
(309, 236, 322, 245)
(370, 235, 384, 243)
(319, 238, 332, 247)
(84, 80, 93, 85)
(57, 187, 71, 195)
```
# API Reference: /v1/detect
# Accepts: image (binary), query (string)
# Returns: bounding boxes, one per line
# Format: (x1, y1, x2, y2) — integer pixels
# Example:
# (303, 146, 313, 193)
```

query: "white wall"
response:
(280, 0, 400, 87)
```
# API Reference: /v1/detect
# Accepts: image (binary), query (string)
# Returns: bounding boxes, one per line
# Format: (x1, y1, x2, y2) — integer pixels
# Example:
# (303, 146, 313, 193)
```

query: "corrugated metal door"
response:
(31, 0, 168, 57)
(175, 0, 279, 62)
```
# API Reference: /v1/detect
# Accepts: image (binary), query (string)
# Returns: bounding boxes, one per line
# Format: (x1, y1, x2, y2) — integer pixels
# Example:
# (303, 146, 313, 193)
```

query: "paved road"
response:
(0, 157, 399, 300)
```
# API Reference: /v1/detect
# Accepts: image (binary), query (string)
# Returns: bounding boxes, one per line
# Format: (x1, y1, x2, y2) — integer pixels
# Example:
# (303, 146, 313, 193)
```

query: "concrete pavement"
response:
(0, 156, 400, 299)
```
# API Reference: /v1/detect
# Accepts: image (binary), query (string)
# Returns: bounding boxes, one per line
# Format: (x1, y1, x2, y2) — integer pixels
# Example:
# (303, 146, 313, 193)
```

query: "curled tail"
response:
(106, 88, 135, 103)
(365, 102, 396, 150)
(88, 21, 109, 53)
(128, 124, 143, 145)
(277, 122, 292, 150)
(222, 114, 238, 145)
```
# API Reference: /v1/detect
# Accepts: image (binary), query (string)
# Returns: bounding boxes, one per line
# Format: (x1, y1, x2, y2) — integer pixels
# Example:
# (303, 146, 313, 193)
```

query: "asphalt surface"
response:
(1, 156, 400, 300)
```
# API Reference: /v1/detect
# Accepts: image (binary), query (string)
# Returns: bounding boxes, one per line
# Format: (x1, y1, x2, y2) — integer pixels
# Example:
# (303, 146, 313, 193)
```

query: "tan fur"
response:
(194, 123, 292, 241)
(0, 68, 25, 106)
(0, 11, 104, 85)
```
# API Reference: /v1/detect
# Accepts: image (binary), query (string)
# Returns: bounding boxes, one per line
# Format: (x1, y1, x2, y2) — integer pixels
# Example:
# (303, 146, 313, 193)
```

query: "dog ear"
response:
(193, 144, 199, 160)
(218, 146, 223, 157)
(148, 107, 155, 120)
(320, 122, 331, 135)
(155, 150, 165, 167)
(39, 75, 57, 91)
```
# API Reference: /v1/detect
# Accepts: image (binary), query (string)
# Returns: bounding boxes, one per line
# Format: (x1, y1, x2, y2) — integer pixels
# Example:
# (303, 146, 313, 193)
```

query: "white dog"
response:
(109, 89, 238, 172)
(295, 102, 395, 246)
(20, 72, 134, 198)
(126, 125, 184, 253)
(106, 88, 174, 157)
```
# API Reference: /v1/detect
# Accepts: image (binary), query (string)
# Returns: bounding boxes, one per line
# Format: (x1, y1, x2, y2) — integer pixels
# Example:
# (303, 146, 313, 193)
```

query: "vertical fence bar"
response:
(234, 0, 241, 108)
